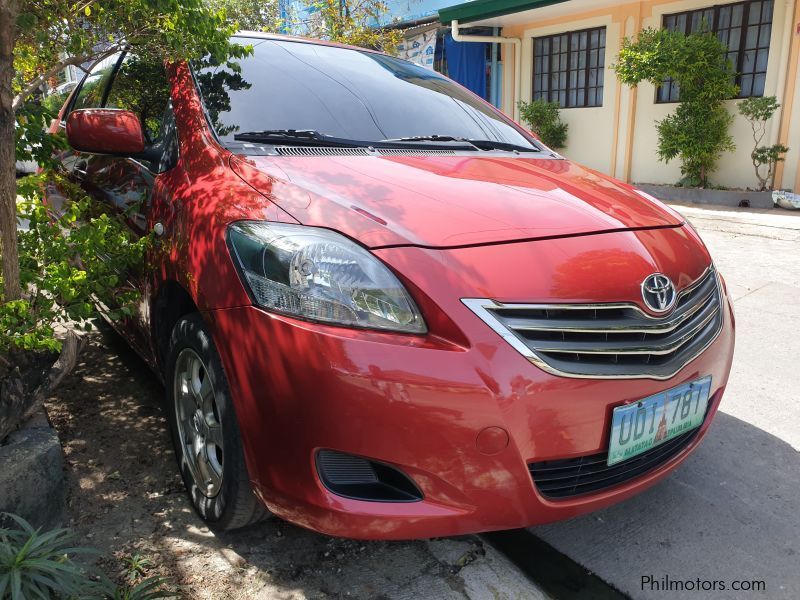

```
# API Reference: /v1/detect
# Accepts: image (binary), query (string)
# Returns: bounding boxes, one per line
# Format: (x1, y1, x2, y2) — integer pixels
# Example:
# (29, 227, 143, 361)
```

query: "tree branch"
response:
(71, 0, 97, 17)
(13, 55, 88, 110)
(12, 45, 122, 111)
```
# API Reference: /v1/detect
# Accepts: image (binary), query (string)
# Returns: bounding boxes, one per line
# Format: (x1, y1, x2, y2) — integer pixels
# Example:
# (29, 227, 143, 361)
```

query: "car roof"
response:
(233, 31, 385, 56)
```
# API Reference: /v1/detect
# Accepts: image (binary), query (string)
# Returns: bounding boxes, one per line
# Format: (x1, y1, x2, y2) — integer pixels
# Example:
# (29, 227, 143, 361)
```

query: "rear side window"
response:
(70, 54, 123, 111)
(105, 56, 172, 144)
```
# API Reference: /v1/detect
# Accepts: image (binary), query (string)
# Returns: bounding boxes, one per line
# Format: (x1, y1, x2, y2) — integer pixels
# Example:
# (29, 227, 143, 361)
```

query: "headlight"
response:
(227, 221, 426, 334)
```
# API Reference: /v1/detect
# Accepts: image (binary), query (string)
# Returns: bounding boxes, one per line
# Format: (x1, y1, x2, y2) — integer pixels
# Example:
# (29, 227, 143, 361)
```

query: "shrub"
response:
(614, 27, 738, 187)
(738, 96, 789, 191)
(657, 102, 735, 188)
(1, 175, 147, 356)
(0, 513, 96, 599)
(0, 514, 177, 599)
(1, 170, 148, 440)
(108, 575, 177, 600)
(41, 92, 70, 118)
(517, 99, 569, 149)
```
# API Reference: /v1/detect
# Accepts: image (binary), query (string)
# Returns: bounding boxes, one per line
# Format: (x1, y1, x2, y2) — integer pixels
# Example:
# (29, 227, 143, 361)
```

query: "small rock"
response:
(219, 547, 246, 568)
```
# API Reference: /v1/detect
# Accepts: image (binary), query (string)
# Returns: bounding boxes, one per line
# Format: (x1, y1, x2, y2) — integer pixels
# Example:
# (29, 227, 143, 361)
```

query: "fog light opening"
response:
(316, 449, 423, 502)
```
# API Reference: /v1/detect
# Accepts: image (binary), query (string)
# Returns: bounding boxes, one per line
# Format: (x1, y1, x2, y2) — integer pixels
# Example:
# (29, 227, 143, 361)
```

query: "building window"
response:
(658, 0, 774, 102)
(532, 26, 606, 108)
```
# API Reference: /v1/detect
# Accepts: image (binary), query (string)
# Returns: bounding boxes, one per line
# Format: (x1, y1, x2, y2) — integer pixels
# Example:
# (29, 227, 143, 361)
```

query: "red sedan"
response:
(53, 33, 734, 539)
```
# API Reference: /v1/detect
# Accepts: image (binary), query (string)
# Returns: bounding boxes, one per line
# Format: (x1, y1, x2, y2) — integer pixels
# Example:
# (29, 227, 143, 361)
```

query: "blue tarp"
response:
(443, 32, 487, 99)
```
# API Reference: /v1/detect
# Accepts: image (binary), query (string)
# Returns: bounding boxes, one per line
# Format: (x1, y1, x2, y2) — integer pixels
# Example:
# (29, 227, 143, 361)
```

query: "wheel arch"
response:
(153, 279, 201, 374)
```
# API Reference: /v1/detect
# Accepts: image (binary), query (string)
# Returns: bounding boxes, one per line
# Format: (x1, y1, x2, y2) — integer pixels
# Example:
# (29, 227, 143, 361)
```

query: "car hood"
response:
(230, 153, 684, 248)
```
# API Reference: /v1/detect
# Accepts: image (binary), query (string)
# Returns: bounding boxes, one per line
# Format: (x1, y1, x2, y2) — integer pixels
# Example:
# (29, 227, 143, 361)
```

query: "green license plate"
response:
(607, 376, 712, 466)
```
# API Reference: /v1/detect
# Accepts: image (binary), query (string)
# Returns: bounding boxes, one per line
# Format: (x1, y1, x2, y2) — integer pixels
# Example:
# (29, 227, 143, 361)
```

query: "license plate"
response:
(607, 376, 712, 466)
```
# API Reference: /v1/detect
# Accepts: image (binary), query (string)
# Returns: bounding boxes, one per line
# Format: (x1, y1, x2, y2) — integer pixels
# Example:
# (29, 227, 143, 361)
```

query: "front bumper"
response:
(205, 284, 734, 540)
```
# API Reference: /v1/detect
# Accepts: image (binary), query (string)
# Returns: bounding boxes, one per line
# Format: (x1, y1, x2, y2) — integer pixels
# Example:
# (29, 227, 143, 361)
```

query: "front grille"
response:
(462, 267, 722, 379)
(529, 428, 699, 499)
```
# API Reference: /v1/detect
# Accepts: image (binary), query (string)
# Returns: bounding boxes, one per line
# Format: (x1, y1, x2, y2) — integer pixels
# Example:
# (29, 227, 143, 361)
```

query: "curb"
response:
(637, 183, 774, 209)
(0, 409, 65, 530)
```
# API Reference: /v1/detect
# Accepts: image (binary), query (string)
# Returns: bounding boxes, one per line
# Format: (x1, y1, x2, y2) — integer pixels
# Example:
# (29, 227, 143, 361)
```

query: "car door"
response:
(94, 55, 178, 362)
(61, 54, 178, 363)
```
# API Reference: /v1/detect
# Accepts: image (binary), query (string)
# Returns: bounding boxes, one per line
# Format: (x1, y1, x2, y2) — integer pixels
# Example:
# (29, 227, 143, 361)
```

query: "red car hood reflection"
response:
(231, 154, 684, 248)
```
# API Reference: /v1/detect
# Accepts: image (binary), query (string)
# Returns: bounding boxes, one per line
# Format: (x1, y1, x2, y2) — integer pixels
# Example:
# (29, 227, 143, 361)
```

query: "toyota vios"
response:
(54, 33, 734, 539)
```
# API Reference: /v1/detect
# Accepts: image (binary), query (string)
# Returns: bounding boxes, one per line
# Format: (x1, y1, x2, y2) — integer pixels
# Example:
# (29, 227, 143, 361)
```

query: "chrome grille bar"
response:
(499, 285, 716, 335)
(463, 267, 724, 380)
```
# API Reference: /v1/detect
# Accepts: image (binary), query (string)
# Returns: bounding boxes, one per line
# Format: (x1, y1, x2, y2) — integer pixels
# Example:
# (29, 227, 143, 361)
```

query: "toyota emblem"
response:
(641, 273, 677, 313)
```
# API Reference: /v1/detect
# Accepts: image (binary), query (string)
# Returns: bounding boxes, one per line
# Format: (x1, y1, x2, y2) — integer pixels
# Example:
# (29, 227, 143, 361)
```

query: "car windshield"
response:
(193, 37, 539, 151)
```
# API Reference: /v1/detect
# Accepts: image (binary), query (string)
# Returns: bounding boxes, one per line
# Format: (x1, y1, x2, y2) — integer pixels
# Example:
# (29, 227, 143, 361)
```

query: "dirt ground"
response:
(44, 325, 539, 600)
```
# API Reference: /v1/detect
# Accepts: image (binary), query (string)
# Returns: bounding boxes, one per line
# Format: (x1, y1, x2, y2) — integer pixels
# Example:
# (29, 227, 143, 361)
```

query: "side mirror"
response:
(66, 109, 145, 156)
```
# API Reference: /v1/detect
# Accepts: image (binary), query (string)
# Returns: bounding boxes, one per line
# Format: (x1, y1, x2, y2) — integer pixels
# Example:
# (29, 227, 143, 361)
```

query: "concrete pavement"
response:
(528, 203, 800, 599)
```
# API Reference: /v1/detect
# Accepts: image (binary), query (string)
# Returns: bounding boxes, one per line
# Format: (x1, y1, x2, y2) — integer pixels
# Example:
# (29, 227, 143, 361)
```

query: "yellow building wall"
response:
(630, 0, 796, 189)
(505, 9, 627, 176)
(775, 0, 800, 191)
(784, 62, 800, 191)
(500, 0, 800, 191)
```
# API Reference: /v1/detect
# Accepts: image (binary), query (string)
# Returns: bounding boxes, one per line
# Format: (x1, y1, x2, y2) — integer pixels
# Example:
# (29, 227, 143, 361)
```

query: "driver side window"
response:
(68, 53, 123, 114)
(105, 55, 172, 146)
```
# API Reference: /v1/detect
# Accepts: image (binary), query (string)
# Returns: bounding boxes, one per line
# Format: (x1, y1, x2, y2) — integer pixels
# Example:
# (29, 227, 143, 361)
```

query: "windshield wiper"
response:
(465, 139, 541, 153)
(233, 130, 366, 147)
(381, 135, 472, 144)
(382, 135, 540, 153)
(232, 131, 542, 153)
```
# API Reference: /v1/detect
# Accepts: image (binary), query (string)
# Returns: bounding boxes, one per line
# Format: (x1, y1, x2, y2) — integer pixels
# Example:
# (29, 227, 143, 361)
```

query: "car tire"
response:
(165, 313, 267, 530)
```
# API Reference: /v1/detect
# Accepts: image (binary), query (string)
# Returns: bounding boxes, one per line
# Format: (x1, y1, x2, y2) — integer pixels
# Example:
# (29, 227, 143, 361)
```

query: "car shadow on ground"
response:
(531, 410, 800, 599)
(48, 322, 798, 599)
(45, 323, 489, 599)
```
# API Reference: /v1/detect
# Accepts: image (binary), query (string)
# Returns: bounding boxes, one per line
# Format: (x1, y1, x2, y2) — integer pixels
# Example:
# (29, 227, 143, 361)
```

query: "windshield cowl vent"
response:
(377, 148, 458, 156)
(275, 146, 371, 157)
(274, 146, 458, 157)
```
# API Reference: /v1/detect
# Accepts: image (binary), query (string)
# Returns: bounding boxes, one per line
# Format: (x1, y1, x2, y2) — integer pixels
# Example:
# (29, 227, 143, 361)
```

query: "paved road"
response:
(529, 203, 800, 599)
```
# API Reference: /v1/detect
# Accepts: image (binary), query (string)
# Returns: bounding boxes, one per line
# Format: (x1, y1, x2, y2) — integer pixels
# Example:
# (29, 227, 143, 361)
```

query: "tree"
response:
(211, 0, 283, 32)
(212, 0, 402, 52)
(614, 27, 738, 187)
(215, 0, 403, 53)
(1, 0, 20, 302)
(302, 0, 402, 53)
(738, 96, 789, 191)
(517, 99, 568, 149)
(0, 0, 244, 304)
(0, 1, 246, 440)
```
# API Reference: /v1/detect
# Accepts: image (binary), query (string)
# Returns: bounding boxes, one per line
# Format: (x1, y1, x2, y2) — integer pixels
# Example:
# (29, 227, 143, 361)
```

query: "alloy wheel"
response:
(173, 348, 225, 498)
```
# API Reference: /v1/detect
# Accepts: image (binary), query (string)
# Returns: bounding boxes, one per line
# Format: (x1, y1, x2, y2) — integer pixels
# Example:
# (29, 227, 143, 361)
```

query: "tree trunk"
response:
(0, 331, 84, 441)
(0, 0, 21, 302)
